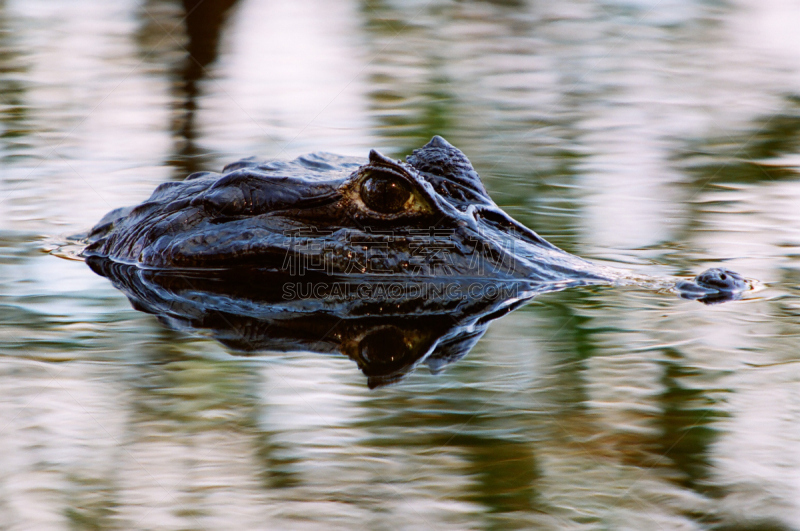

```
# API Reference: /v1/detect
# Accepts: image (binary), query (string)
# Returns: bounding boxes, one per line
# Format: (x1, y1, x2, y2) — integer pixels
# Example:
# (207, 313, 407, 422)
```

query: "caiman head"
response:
(82, 136, 608, 286)
(78, 137, 751, 386)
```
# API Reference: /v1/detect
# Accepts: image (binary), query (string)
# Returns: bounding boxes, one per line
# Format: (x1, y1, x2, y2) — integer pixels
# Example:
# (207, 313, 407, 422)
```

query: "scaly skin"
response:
(83, 136, 749, 303)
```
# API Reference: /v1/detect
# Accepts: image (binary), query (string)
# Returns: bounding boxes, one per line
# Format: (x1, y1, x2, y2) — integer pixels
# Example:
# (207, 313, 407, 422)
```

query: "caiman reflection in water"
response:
(87, 259, 541, 387)
(82, 137, 751, 385)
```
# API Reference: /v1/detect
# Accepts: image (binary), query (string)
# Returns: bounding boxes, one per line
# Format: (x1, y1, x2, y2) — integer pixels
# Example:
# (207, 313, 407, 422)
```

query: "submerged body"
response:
(83, 136, 748, 303)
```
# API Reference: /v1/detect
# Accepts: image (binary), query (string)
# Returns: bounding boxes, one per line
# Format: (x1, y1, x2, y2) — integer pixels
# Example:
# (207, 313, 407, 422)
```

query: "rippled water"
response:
(2, 0, 800, 529)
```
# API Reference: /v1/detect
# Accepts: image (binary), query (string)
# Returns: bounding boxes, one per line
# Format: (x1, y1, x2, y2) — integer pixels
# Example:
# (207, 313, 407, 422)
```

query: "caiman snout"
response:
(676, 267, 749, 304)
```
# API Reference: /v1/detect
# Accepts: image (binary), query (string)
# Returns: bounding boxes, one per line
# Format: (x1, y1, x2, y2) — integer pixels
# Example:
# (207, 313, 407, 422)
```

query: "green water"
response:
(2, 0, 800, 529)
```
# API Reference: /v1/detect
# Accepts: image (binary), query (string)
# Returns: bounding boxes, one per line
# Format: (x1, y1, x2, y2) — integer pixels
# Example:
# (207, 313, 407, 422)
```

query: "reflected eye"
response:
(358, 326, 413, 377)
(359, 173, 413, 214)
(359, 327, 406, 366)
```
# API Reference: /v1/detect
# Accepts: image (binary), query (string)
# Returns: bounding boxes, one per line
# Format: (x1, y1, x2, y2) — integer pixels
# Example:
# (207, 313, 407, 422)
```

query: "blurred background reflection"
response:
(2, 0, 800, 529)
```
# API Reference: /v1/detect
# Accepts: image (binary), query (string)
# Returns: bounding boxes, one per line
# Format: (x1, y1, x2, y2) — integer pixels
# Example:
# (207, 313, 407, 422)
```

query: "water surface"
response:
(2, 0, 800, 529)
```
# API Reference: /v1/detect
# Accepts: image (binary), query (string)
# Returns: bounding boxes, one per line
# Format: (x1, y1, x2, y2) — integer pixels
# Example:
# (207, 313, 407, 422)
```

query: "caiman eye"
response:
(359, 173, 413, 214)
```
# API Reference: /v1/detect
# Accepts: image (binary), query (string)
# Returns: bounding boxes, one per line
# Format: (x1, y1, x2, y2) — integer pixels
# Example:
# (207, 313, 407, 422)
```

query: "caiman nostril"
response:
(677, 267, 749, 304)
(694, 267, 746, 292)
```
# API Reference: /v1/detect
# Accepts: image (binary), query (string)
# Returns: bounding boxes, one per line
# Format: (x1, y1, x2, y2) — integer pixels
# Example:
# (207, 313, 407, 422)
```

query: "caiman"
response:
(82, 136, 749, 304)
(81, 136, 751, 385)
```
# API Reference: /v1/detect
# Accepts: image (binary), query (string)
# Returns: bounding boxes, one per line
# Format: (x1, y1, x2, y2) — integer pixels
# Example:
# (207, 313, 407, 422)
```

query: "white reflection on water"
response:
(209, 0, 374, 157)
(2, 0, 173, 231)
(1, 0, 800, 529)
(715, 362, 800, 526)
